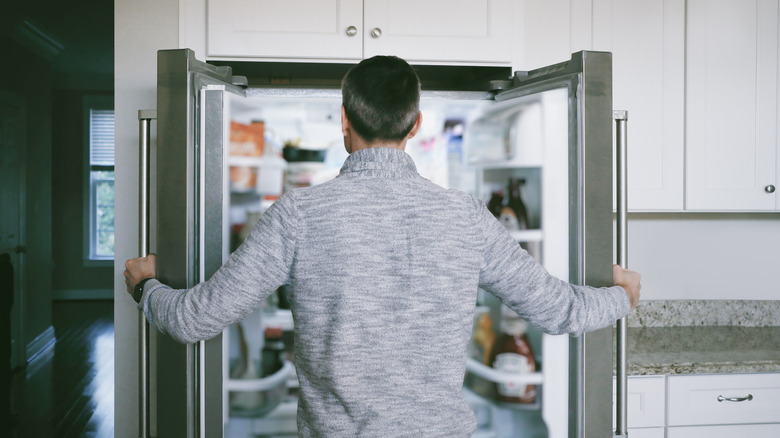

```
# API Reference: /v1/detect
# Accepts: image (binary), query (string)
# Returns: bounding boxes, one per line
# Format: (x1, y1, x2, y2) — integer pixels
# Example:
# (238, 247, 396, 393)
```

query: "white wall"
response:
(114, 1, 180, 436)
(627, 214, 780, 300)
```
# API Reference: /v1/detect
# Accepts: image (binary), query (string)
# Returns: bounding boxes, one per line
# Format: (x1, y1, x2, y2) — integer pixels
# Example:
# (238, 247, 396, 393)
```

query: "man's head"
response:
(341, 56, 421, 147)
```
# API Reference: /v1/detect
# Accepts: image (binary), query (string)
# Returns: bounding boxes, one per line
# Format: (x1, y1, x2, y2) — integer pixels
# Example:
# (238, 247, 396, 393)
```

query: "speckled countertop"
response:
(616, 300, 780, 375)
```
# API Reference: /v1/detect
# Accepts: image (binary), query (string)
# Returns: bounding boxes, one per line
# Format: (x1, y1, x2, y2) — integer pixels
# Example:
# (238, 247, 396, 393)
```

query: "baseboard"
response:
(52, 288, 114, 300)
(26, 326, 56, 374)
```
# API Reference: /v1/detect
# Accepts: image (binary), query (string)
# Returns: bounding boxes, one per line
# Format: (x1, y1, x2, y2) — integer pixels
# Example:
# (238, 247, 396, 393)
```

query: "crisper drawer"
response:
(667, 373, 780, 426)
(613, 375, 666, 428)
(667, 424, 780, 438)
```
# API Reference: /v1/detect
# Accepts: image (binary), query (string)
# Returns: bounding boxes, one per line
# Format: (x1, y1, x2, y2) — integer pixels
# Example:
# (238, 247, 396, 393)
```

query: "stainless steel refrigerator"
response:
(134, 48, 615, 438)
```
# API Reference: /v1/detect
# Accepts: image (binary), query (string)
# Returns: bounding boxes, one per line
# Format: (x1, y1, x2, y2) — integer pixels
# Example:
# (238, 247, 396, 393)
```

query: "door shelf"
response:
(509, 229, 543, 243)
(227, 360, 295, 418)
(226, 360, 295, 392)
(466, 358, 543, 386)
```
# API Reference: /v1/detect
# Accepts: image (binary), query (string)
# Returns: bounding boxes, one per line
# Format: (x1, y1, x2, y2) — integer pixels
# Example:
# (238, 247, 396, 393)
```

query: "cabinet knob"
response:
(346, 25, 358, 37)
(370, 27, 382, 39)
(766, 185, 776, 193)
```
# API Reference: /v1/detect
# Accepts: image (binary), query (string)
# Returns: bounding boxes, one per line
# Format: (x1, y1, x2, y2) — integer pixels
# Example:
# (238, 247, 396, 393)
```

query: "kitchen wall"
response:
(0, 36, 54, 359)
(114, 0, 181, 434)
(51, 89, 114, 298)
(627, 214, 780, 301)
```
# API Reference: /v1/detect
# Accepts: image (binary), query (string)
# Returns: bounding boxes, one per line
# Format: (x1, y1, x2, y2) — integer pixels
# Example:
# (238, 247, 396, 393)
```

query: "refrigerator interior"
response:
(218, 86, 571, 438)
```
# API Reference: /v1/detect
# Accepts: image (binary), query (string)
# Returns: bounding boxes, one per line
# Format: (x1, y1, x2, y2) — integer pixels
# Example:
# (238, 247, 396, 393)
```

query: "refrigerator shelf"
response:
(472, 162, 542, 170)
(466, 358, 543, 385)
(508, 229, 543, 243)
(229, 156, 266, 166)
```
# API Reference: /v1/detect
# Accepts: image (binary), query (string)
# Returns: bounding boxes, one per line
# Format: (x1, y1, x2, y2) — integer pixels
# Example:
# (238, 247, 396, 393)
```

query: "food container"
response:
(282, 146, 327, 162)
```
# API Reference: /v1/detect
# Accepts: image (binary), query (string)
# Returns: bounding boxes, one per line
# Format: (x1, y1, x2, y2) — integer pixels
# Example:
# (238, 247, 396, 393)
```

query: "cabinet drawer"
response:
(627, 427, 664, 438)
(613, 375, 665, 428)
(668, 373, 780, 426)
(668, 424, 780, 438)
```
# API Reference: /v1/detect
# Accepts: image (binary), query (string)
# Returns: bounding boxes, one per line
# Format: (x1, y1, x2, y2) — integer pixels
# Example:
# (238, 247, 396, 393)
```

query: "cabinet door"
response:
(593, 0, 685, 211)
(207, 0, 363, 60)
(627, 428, 665, 438)
(612, 375, 666, 429)
(362, 0, 513, 65)
(685, 0, 779, 211)
(668, 424, 780, 438)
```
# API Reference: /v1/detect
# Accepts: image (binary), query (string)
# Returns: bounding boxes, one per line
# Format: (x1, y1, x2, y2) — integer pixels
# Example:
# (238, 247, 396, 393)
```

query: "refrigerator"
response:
(135, 48, 615, 438)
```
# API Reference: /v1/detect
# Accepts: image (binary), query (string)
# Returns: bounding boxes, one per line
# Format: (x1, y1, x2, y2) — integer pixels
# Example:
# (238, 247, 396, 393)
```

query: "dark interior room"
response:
(2, 1, 115, 436)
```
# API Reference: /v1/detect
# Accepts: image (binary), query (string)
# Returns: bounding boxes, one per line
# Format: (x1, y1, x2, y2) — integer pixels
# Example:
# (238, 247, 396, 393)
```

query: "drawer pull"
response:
(717, 394, 753, 403)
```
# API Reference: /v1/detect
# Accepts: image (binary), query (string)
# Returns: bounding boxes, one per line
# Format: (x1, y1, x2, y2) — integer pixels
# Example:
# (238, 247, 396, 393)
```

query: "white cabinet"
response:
(593, 0, 686, 211)
(206, 0, 514, 65)
(613, 375, 666, 437)
(667, 424, 780, 438)
(626, 428, 665, 438)
(667, 373, 780, 426)
(207, 0, 363, 61)
(685, 0, 779, 211)
(618, 373, 780, 435)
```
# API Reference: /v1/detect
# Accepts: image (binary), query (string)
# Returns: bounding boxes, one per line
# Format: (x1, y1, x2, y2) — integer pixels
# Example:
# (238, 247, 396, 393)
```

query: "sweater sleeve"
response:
(476, 201, 629, 336)
(140, 193, 298, 344)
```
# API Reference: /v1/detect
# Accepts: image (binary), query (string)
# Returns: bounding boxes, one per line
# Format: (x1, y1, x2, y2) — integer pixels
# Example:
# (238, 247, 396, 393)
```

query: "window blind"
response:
(90, 109, 115, 166)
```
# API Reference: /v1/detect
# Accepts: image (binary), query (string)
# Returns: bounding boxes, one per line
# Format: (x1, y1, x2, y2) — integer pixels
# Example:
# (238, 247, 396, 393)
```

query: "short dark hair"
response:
(341, 56, 421, 143)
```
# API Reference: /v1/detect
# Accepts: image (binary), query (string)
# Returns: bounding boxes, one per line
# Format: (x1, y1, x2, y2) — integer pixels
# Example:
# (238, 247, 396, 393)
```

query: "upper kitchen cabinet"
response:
(206, 0, 363, 60)
(205, 0, 514, 65)
(361, 0, 512, 65)
(592, 0, 686, 211)
(685, 0, 779, 211)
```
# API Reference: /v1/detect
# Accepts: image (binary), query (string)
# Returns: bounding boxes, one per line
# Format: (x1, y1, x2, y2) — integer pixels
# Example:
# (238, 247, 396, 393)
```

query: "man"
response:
(125, 55, 641, 437)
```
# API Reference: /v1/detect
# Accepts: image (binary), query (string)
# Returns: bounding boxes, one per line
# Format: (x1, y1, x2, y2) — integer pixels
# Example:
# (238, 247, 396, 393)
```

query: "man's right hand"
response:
(124, 254, 157, 296)
(613, 264, 641, 310)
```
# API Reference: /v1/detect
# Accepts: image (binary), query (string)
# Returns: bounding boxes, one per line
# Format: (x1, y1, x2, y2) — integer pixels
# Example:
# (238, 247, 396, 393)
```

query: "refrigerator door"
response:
(493, 51, 615, 438)
(153, 49, 245, 437)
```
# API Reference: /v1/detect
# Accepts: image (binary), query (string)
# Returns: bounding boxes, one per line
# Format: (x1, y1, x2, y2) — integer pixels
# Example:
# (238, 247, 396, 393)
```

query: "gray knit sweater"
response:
(140, 147, 630, 437)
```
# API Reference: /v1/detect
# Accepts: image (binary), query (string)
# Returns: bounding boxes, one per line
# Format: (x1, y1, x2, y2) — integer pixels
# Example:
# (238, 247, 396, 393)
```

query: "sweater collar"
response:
(339, 147, 419, 178)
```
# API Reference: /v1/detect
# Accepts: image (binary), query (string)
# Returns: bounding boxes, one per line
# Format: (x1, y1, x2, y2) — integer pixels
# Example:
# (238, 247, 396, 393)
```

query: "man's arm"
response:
(124, 193, 298, 343)
(476, 201, 640, 336)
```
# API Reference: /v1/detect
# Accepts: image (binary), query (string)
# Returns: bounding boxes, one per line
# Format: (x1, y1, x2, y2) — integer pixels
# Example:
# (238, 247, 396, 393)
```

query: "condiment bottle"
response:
(472, 312, 496, 366)
(507, 177, 529, 230)
(491, 314, 536, 403)
(487, 190, 505, 218)
(261, 326, 285, 377)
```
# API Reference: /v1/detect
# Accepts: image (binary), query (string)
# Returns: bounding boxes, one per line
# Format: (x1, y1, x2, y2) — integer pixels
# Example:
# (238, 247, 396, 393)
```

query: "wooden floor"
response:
(10, 300, 114, 438)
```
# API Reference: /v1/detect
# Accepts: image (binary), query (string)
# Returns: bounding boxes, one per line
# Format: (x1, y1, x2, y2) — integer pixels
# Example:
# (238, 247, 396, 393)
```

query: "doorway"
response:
(0, 91, 26, 370)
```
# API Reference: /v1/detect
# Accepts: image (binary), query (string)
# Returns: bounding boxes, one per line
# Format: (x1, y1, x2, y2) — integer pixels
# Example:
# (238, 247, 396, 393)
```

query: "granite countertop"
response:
(625, 326, 780, 375)
(616, 300, 780, 376)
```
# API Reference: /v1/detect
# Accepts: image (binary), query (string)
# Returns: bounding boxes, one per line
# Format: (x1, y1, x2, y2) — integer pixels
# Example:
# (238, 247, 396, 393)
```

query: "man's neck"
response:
(349, 141, 406, 153)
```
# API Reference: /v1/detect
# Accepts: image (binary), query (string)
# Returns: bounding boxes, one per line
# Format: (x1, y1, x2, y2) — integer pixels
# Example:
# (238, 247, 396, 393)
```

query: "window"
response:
(84, 97, 115, 262)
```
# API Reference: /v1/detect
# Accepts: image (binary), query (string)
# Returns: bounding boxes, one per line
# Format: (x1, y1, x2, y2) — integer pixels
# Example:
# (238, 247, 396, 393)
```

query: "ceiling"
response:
(3, 0, 114, 78)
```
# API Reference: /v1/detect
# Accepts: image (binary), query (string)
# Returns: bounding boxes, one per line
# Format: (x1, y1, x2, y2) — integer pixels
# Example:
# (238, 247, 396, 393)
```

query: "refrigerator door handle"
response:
(137, 109, 157, 438)
(613, 110, 629, 437)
